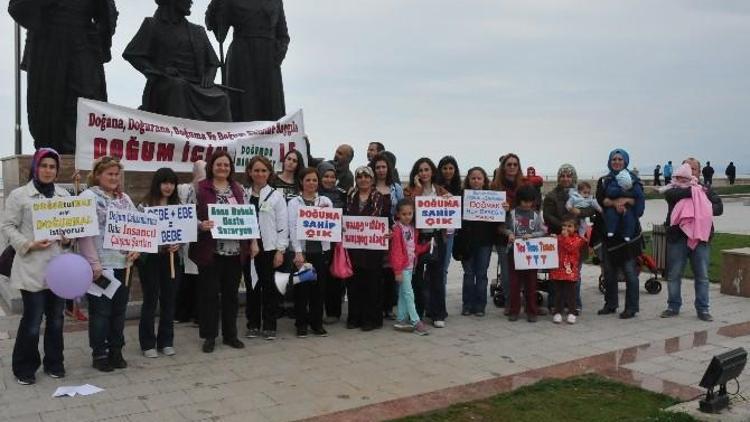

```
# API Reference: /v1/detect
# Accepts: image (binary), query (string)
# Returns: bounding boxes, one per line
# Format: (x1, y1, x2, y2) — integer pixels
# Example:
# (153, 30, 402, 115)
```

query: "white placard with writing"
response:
(415, 196, 462, 229)
(103, 209, 159, 253)
(143, 204, 198, 245)
(295, 206, 343, 242)
(31, 196, 99, 240)
(463, 190, 506, 222)
(512, 237, 559, 270)
(208, 204, 260, 239)
(342, 216, 389, 250)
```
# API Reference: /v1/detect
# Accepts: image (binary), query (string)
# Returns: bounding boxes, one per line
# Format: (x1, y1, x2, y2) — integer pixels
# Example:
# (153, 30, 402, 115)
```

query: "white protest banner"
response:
(143, 205, 198, 245)
(103, 209, 159, 253)
(31, 196, 99, 240)
(295, 207, 342, 242)
(415, 196, 462, 229)
(512, 237, 559, 270)
(76, 99, 307, 173)
(463, 190, 506, 222)
(342, 216, 389, 250)
(208, 204, 260, 239)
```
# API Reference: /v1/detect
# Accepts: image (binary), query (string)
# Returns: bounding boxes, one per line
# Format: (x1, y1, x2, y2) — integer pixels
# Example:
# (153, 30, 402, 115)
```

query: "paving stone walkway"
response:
(1, 260, 750, 421)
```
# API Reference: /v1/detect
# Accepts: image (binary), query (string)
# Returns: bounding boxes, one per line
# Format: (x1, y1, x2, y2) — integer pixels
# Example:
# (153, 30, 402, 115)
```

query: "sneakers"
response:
(698, 312, 714, 322)
(433, 320, 446, 328)
(202, 338, 216, 353)
(311, 327, 328, 337)
(526, 314, 537, 323)
(475, 311, 485, 317)
(16, 375, 36, 385)
(567, 314, 577, 324)
(44, 368, 65, 379)
(553, 313, 563, 324)
(143, 348, 158, 358)
(461, 310, 471, 316)
(160, 347, 176, 356)
(393, 321, 413, 332)
(245, 328, 260, 338)
(508, 314, 519, 321)
(296, 327, 308, 338)
(263, 330, 277, 341)
(93, 357, 114, 372)
(222, 338, 245, 349)
(109, 350, 127, 369)
(413, 321, 430, 336)
(660, 309, 679, 318)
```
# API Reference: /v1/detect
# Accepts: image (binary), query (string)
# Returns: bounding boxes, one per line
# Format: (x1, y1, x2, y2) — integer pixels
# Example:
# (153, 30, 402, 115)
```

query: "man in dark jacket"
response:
(725, 162, 736, 185)
(702, 161, 715, 186)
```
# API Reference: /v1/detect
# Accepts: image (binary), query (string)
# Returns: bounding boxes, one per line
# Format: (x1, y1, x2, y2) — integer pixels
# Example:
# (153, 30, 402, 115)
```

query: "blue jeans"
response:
(603, 253, 639, 313)
(443, 232, 455, 286)
(604, 206, 636, 239)
(461, 245, 492, 313)
(88, 268, 129, 359)
(497, 244, 511, 303)
(397, 270, 420, 325)
(12, 289, 65, 378)
(666, 238, 710, 314)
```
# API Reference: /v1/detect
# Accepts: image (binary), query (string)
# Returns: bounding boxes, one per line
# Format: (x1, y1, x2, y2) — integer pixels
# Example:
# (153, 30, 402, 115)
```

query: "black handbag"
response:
(0, 246, 16, 278)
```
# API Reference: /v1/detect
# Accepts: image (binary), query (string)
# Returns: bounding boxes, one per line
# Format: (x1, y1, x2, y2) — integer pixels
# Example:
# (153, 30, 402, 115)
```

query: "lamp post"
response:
(14, 22, 22, 155)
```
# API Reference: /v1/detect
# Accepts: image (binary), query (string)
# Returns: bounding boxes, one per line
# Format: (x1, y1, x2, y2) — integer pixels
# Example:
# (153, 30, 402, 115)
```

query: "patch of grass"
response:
(644, 184, 750, 200)
(393, 375, 696, 422)
(643, 232, 750, 282)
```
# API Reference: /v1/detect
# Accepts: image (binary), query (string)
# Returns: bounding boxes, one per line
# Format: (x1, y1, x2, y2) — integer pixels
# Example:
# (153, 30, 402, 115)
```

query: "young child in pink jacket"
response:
(389, 199, 431, 335)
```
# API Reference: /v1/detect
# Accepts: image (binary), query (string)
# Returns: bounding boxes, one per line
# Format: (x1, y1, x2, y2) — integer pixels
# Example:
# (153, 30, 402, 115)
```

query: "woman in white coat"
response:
(2, 148, 71, 385)
(244, 156, 289, 340)
(287, 167, 332, 338)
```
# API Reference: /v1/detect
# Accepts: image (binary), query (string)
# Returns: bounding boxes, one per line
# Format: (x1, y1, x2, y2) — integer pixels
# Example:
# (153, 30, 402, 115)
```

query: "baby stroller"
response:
(594, 243, 663, 295)
(490, 259, 549, 308)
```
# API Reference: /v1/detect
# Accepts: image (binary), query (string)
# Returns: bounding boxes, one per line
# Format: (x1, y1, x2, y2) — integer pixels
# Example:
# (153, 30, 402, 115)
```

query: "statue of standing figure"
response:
(206, 0, 290, 122)
(9, 0, 118, 154)
(123, 0, 231, 122)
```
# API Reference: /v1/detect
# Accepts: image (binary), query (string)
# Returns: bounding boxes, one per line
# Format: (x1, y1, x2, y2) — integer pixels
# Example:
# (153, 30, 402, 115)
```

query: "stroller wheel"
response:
(493, 294, 505, 308)
(598, 274, 606, 294)
(536, 292, 544, 306)
(645, 278, 662, 294)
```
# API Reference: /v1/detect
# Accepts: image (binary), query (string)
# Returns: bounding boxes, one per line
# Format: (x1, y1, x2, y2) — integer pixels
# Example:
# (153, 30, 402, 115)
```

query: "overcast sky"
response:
(1, 0, 748, 178)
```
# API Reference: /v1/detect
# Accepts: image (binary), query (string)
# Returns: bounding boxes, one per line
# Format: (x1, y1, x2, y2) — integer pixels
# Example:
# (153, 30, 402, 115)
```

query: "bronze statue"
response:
(206, 0, 289, 122)
(123, 0, 231, 122)
(9, 0, 118, 154)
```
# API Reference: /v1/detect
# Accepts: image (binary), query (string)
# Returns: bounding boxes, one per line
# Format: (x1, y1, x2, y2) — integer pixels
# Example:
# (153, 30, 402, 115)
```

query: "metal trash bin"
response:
(652, 224, 668, 277)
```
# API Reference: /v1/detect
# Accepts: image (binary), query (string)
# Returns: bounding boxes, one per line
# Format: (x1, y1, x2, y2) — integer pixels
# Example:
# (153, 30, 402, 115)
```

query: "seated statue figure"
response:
(123, 0, 231, 122)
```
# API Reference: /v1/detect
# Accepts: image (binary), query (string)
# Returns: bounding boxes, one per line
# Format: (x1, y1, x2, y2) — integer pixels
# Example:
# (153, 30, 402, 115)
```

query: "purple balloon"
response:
(46, 253, 93, 299)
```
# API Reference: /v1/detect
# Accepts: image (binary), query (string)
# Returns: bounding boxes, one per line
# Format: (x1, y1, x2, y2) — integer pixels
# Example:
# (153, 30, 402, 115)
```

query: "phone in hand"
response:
(93, 276, 111, 289)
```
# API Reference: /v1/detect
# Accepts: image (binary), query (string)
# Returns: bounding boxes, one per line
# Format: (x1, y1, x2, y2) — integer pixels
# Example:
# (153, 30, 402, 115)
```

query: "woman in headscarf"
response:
(2, 149, 71, 384)
(542, 164, 596, 314)
(594, 149, 645, 319)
